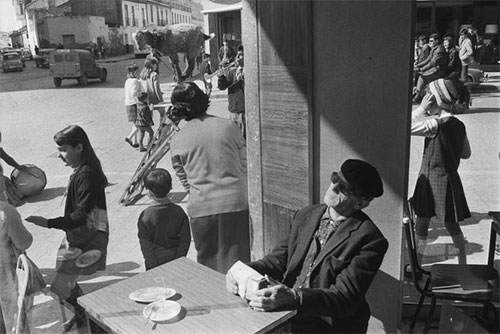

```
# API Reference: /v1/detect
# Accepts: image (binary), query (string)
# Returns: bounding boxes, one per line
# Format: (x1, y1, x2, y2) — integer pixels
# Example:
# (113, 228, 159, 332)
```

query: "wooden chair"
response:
(403, 217, 500, 333)
(15, 254, 30, 334)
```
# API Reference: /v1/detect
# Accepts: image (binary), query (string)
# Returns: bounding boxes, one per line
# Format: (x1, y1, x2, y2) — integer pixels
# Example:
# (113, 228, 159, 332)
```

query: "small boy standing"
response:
(137, 168, 191, 270)
(135, 92, 154, 152)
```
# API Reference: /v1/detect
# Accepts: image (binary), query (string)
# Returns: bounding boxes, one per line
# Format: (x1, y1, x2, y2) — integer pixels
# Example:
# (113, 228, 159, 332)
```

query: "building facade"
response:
(20, 0, 199, 56)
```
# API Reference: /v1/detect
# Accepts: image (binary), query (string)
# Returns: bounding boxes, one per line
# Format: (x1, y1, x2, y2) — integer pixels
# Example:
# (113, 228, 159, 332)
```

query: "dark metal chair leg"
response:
(410, 293, 427, 333)
(423, 297, 436, 333)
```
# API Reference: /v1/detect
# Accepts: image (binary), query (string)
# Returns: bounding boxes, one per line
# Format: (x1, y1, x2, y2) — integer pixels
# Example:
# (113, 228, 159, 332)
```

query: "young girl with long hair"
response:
(26, 125, 109, 331)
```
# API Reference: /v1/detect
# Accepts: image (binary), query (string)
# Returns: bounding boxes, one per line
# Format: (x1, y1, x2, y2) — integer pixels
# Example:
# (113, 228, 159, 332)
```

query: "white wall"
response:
(46, 16, 108, 46)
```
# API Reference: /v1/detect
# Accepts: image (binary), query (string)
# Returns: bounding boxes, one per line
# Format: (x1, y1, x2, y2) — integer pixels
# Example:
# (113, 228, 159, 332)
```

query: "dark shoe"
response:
(404, 264, 423, 280)
(139, 147, 147, 152)
(125, 137, 134, 148)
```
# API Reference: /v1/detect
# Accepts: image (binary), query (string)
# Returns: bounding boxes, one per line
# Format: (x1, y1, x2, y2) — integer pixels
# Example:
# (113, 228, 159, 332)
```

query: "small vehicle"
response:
(466, 61, 488, 85)
(21, 48, 33, 60)
(2, 52, 23, 72)
(34, 48, 55, 68)
(2, 48, 25, 67)
(49, 49, 107, 87)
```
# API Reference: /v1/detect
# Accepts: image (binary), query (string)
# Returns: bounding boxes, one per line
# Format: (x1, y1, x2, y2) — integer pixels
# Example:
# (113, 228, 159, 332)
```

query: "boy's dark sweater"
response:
(137, 201, 190, 270)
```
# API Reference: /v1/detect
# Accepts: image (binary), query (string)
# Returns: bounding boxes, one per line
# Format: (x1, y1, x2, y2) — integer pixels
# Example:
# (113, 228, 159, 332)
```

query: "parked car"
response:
(21, 47, 33, 60)
(49, 49, 107, 87)
(2, 52, 23, 72)
(1, 48, 25, 68)
(34, 48, 54, 68)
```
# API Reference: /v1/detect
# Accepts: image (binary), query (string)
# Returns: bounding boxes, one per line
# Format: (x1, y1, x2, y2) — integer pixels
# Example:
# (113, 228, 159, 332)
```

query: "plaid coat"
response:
(413, 117, 471, 222)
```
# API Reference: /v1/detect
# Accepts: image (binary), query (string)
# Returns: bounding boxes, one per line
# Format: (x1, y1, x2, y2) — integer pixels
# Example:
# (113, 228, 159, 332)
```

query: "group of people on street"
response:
(412, 27, 478, 104)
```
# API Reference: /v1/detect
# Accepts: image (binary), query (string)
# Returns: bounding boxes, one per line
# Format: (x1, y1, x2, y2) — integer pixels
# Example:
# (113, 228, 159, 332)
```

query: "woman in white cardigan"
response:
(169, 82, 250, 274)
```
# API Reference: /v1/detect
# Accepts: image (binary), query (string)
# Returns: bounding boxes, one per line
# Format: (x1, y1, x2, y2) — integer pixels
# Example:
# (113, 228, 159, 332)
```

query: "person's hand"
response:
(419, 92, 436, 114)
(25, 215, 48, 228)
(225, 270, 239, 295)
(247, 284, 296, 312)
(236, 67, 244, 81)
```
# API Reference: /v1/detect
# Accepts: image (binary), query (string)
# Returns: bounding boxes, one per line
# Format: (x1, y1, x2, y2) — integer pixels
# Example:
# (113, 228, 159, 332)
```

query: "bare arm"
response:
(0, 148, 23, 170)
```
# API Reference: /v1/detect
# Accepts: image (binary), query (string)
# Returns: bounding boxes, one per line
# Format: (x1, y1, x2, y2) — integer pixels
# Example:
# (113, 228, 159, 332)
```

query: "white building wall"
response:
(45, 16, 108, 46)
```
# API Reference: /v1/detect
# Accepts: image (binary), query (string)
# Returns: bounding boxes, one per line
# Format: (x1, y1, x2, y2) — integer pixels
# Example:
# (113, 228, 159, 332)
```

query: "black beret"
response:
(340, 159, 383, 198)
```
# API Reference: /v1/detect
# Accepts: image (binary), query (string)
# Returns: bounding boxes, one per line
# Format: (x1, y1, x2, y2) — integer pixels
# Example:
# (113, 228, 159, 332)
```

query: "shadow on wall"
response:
(366, 270, 400, 333)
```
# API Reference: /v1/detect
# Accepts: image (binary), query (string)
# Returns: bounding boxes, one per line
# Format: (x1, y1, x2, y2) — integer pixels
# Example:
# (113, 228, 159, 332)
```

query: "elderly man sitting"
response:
(226, 159, 388, 333)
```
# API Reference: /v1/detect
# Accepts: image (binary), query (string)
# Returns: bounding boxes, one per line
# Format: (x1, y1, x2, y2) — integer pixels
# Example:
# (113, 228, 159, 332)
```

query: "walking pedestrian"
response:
(458, 28, 474, 82)
(170, 82, 250, 274)
(410, 79, 471, 269)
(26, 125, 110, 331)
(124, 63, 140, 148)
(140, 57, 166, 124)
(135, 92, 154, 152)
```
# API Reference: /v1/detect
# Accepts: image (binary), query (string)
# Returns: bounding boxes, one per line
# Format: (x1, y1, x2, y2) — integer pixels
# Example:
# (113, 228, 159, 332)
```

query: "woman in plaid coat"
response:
(411, 79, 471, 265)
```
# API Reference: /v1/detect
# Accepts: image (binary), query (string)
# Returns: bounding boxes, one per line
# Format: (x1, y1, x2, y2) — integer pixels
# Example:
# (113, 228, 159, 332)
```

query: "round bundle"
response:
(10, 164, 47, 197)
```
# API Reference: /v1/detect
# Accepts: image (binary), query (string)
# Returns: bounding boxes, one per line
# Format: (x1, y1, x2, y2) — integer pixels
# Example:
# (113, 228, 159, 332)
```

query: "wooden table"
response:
(78, 257, 296, 334)
(488, 211, 500, 267)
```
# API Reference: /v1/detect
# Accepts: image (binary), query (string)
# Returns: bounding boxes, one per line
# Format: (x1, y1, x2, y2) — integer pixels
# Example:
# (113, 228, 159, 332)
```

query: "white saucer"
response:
(143, 300, 181, 322)
(129, 287, 176, 303)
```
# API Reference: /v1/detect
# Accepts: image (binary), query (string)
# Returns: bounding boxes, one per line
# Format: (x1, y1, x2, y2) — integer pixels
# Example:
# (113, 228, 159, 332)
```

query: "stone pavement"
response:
(3, 67, 499, 333)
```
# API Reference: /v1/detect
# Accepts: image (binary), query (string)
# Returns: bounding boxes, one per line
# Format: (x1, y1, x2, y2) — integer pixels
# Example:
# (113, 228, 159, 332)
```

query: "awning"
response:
(201, 3, 242, 14)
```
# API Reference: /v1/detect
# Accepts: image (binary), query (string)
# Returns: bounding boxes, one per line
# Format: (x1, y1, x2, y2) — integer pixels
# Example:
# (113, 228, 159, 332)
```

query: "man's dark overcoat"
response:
(248, 204, 388, 333)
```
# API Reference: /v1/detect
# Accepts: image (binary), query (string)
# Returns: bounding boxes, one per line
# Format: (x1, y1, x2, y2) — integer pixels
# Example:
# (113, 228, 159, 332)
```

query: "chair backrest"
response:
(15, 254, 29, 334)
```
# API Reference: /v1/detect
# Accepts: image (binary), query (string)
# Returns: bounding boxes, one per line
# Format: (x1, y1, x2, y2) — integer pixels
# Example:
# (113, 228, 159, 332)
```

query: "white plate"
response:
(143, 300, 181, 322)
(75, 249, 102, 268)
(129, 287, 176, 303)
